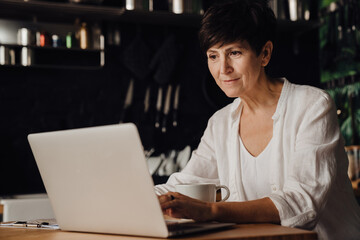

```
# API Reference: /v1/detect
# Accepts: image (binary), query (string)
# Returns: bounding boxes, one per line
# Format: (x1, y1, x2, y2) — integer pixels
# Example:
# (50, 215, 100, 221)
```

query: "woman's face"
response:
(206, 41, 265, 98)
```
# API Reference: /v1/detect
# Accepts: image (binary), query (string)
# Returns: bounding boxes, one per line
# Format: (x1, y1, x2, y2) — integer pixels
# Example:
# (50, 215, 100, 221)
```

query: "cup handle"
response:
(216, 185, 230, 202)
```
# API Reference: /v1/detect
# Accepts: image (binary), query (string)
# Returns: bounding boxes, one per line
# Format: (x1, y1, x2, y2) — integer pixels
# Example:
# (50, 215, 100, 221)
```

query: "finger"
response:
(166, 209, 184, 219)
(171, 192, 199, 201)
(160, 198, 176, 209)
(160, 196, 183, 211)
(158, 195, 168, 204)
(159, 192, 177, 204)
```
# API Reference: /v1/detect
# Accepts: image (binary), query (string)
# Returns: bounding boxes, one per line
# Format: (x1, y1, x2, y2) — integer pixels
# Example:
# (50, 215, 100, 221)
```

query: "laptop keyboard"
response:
(167, 222, 200, 231)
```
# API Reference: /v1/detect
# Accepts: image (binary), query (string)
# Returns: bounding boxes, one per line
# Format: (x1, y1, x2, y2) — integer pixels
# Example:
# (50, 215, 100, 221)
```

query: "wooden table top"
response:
(0, 223, 317, 240)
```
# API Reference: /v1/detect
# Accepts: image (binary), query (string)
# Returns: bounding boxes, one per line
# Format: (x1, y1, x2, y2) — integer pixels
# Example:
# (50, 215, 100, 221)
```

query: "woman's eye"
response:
(208, 55, 217, 60)
(230, 51, 241, 56)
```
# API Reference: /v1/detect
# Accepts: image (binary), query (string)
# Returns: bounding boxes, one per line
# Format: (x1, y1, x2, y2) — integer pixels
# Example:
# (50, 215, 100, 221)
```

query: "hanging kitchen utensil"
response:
(155, 86, 163, 128)
(150, 34, 182, 130)
(138, 84, 152, 136)
(121, 27, 154, 126)
(172, 84, 180, 127)
(144, 86, 151, 114)
(162, 84, 172, 133)
(119, 79, 134, 123)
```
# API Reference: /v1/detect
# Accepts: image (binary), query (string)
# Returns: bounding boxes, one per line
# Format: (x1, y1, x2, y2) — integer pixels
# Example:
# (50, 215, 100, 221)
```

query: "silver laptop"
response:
(28, 123, 234, 238)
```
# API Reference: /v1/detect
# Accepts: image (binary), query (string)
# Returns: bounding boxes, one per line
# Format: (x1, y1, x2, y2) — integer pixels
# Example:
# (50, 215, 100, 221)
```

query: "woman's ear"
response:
(261, 41, 273, 67)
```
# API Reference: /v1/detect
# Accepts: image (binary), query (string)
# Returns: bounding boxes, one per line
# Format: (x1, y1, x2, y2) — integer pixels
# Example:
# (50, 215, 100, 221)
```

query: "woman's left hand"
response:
(158, 192, 214, 222)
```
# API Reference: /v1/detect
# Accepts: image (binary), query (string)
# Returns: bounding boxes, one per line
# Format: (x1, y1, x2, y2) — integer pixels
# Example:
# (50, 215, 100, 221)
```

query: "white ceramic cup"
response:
(175, 183, 230, 202)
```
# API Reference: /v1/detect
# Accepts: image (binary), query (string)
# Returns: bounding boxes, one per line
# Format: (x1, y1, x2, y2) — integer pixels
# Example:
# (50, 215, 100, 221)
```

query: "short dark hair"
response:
(199, 0, 277, 55)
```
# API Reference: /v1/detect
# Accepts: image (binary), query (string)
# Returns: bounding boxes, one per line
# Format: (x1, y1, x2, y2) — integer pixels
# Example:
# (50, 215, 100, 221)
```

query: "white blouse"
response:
(155, 78, 360, 240)
(239, 136, 272, 200)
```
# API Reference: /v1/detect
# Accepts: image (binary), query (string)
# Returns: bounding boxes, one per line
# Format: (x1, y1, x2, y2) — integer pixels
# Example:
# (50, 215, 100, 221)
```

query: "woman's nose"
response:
(220, 57, 233, 74)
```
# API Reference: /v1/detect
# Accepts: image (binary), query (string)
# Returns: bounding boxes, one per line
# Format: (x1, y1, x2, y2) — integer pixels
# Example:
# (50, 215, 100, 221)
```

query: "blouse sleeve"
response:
(154, 117, 221, 195)
(269, 92, 345, 229)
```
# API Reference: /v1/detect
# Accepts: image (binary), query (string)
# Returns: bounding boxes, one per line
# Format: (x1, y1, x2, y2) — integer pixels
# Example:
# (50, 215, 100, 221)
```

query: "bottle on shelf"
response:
(52, 34, 60, 48)
(0, 46, 9, 65)
(125, 0, 151, 11)
(20, 47, 32, 66)
(172, 0, 184, 14)
(126, 0, 135, 10)
(79, 22, 89, 49)
(17, 28, 33, 66)
(38, 31, 51, 47)
(17, 28, 32, 46)
(66, 32, 74, 48)
(9, 49, 15, 65)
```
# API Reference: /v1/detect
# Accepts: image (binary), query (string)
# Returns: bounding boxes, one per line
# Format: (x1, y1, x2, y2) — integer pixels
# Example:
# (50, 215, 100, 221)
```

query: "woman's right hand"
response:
(158, 192, 214, 222)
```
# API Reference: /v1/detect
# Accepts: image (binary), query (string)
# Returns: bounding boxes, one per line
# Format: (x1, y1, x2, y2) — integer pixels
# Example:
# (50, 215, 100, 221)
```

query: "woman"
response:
(155, 0, 360, 239)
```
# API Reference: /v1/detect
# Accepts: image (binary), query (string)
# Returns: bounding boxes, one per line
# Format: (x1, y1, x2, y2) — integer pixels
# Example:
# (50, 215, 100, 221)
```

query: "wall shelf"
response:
(0, 43, 104, 69)
(0, 1, 321, 71)
(0, 0, 124, 23)
(0, 0, 320, 30)
(0, 0, 202, 27)
(0, 64, 103, 70)
(0, 43, 102, 52)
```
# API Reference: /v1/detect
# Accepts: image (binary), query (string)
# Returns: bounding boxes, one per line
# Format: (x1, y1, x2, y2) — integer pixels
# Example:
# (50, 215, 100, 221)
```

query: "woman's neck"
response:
(240, 77, 283, 115)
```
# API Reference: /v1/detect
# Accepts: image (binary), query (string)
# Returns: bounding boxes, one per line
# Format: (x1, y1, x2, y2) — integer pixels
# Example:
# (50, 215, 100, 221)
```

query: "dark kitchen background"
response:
(0, 0, 359, 198)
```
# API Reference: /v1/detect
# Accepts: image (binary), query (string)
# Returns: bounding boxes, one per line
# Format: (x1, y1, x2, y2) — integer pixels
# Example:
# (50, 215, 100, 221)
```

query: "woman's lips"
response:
(222, 78, 239, 84)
